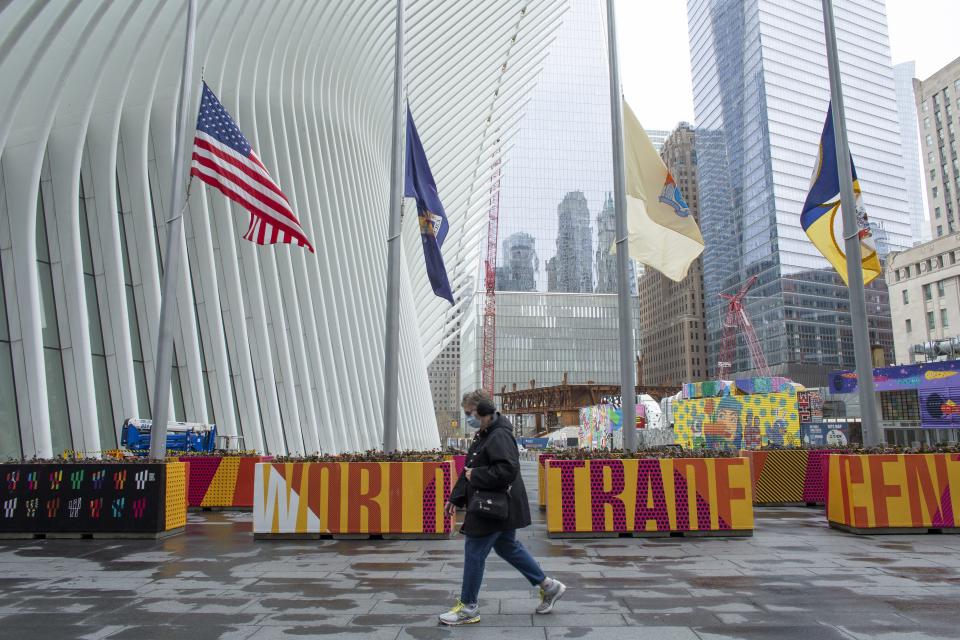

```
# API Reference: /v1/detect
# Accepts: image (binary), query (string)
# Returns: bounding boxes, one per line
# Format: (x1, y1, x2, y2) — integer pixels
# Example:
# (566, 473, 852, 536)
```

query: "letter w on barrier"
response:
(255, 465, 301, 533)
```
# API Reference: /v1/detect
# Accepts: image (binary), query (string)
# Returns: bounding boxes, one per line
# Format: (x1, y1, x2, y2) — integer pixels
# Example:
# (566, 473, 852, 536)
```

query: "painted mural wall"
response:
(673, 388, 801, 450)
(577, 404, 644, 449)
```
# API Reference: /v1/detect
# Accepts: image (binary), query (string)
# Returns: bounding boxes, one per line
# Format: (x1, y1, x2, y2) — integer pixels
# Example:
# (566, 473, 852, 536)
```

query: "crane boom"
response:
(481, 157, 501, 395)
(717, 276, 771, 379)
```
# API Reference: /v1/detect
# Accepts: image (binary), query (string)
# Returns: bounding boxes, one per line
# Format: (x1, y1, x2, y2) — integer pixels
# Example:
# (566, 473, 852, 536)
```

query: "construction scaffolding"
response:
(497, 373, 677, 436)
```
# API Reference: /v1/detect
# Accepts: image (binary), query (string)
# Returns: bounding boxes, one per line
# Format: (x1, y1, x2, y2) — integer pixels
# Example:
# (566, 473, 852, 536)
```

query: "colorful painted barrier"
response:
(827, 454, 960, 533)
(253, 461, 455, 538)
(0, 462, 187, 538)
(682, 380, 730, 399)
(747, 449, 835, 506)
(544, 458, 753, 537)
(537, 453, 557, 510)
(446, 455, 466, 477)
(180, 456, 271, 509)
(673, 387, 800, 450)
(732, 377, 792, 395)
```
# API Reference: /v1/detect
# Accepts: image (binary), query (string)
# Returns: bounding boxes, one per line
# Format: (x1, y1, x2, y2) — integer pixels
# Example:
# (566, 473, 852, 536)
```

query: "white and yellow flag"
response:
(621, 101, 704, 282)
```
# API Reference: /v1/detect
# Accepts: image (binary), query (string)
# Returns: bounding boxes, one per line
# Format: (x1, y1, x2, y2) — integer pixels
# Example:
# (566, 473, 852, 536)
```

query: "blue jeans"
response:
(460, 529, 546, 606)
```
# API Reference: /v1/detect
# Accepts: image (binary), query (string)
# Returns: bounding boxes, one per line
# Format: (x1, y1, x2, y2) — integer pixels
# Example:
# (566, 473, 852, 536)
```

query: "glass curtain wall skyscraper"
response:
(495, 0, 615, 293)
(460, 0, 645, 403)
(893, 61, 931, 245)
(687, 0, 911, 386)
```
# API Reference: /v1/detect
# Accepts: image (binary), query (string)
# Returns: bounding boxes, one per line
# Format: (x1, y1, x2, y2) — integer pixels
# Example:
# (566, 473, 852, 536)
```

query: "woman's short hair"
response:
(461, 389, 493, 409)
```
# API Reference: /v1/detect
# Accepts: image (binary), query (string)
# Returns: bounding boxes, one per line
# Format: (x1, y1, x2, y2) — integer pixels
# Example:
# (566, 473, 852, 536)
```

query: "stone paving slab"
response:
(3, 461, 960, 639)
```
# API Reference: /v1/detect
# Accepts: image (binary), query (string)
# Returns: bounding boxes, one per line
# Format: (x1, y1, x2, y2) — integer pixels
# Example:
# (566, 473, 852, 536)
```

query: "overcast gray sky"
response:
(618, 0, 960, 131)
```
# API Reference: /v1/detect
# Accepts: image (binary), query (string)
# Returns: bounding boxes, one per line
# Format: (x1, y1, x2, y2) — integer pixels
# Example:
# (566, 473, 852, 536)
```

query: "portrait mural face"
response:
(673, 387, 800, 450)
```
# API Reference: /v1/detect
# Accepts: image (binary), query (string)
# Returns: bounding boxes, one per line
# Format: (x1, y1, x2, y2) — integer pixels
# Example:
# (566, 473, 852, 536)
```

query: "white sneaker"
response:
(438, 600, 480, 625)
(536, 578, 566, 614)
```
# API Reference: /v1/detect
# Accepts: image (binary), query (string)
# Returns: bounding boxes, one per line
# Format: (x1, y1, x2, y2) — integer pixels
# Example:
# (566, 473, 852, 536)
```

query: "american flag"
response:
(190, 83, 314, 252)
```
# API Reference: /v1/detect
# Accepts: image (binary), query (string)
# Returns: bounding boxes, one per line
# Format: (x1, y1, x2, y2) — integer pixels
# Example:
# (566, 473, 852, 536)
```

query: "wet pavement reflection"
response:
(1, 461, 959, 639)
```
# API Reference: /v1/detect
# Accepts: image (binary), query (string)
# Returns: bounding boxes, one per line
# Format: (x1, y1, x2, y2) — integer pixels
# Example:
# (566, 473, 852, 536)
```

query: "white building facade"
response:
(886, 234, 960, 364)
(0, 0, 570, 459)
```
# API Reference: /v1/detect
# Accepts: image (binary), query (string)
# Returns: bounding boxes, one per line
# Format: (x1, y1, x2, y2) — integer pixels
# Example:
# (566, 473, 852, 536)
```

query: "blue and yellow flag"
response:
(801, 104, 881, 286)
(405, 106, 453, 304)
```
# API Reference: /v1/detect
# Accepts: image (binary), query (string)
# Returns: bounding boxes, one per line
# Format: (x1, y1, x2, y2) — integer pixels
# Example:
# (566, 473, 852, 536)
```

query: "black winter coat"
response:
(448, 413, 532, 537)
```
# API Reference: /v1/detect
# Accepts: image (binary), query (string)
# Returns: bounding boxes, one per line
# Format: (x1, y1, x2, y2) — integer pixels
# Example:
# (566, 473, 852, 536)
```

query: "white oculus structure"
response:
(0, 0, 570, 459)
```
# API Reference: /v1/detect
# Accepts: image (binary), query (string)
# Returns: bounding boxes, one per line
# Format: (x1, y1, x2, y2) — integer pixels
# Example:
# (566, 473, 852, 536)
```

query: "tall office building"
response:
(463, 291, 641, 396)
(687, 0, 909, 386)
(894, 62, 930, 245)
(914, 56, 960, 240)
(496, 232, 539, 292)
(546, 191, 594, 293)
(639, 123, 708, 386)
(495, 0, 612, 294)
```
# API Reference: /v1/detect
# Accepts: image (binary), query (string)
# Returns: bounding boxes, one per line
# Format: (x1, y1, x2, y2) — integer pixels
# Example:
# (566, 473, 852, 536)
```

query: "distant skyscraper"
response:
(594, 193, 637, 295)
(688, 0, 907, 385)
(646, 129, 670, 154)
(639, 123, 707, 386)
(595, 193, 617, 294)
(427, 329, 461, 443)
(494, 0, 611, 293)
(914, 56, 960, 240)
(548, 191, 594, 292)
(893, 61, 930, 245)
(496, 232, 539, 292)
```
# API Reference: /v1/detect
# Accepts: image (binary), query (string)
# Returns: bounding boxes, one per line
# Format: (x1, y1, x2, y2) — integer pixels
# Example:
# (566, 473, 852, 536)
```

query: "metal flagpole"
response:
(382, 0, 405, 452)
(820, 0, 883, 446)
(148, 0, 198, 460)
(605, 0, 638, 451)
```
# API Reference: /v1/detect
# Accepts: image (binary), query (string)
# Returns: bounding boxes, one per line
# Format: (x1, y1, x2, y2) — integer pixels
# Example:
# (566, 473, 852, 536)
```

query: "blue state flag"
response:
(405, 106, 454, 304)
(800, 103, 881, 286)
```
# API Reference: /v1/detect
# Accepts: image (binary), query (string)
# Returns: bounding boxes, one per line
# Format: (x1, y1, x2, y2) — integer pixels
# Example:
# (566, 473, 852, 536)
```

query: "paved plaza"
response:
(1, 461, 959, 639)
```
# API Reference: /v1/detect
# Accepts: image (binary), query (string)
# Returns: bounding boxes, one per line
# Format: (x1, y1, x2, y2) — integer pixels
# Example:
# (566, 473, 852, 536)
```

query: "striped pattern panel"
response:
(180, 456, 266, 508)
(752, 450, 809, 505)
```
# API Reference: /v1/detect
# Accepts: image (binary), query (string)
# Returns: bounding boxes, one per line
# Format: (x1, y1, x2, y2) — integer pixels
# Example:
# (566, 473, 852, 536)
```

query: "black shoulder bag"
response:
(467, 485, 511, 520)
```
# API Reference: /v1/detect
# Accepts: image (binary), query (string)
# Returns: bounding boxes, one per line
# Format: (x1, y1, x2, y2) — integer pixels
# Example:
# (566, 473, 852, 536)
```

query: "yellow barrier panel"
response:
(253, 461, 455, 537)
(537, 453, 557, 510)
(827, 453, 960, 532)
(545, 458, 753, 536)
(164, 462, 187, 531)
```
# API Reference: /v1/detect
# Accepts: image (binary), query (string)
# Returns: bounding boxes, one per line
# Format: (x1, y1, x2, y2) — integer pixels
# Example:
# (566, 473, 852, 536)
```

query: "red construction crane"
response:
(480, 9, 528, 396)
(481, 155, 502, 396)
(717, 275, 771, 379)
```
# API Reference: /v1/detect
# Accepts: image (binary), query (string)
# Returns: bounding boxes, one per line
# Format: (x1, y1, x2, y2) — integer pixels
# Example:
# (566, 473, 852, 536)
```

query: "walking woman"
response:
(439, 390, 566, 625)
